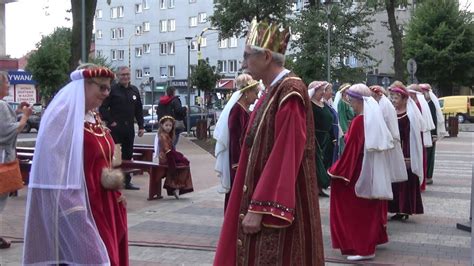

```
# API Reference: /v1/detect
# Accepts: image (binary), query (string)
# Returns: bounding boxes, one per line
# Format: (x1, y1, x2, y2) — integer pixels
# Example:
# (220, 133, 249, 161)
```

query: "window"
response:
(228, 60, 238, 73)
(143, 22, 150, 32)
(135, 25, 143, 35)
(143, 44, 151, 53)
(190, 64, 197, 74)
(217, 60, 227, 73)
(190, 40, 197, 50)
(219, 38, 228, 48)
(96, 30, 102, 39)
(160, 0, 166, 9)
(96, 9, 102, 19)
(136, 69, 143, 79)
(168, 19, 176, 31)
(189, 16, 197, 27)
(135, 3, 143, 13)
(168, 66, 175, 77)
(168, 42, 175, 54)
(168, 0, 175, 8)
(144, 67, 151, 76)
(118, 50, 125, 60)
(118, 6, 124, 17)
(118, 27, 124, 39)
(111, 28, 117, 39)
(160, 42, 167, 55)
(198, 12, 207, 23)
(110, 7, 117, 18)
(135, 47, 143, 57)
(160, 20, 168, 32)
(111, 49, 117, 60)
(200, 37, 207, 47)
(97, 50, 103, 57)
(160, 66, 167, 78)
(143, 0, 150, 9)
(229, 37, 238, 48)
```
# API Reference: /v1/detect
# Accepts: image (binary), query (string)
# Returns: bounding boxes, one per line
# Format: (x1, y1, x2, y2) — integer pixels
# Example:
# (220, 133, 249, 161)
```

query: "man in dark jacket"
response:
(100, 66, 144, 190)
(157, 86, 187, 146)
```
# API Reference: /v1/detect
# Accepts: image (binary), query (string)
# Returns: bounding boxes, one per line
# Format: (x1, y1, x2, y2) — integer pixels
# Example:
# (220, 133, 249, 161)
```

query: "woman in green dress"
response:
(333, 83, 355, 155)
(308, 81, 337, 196)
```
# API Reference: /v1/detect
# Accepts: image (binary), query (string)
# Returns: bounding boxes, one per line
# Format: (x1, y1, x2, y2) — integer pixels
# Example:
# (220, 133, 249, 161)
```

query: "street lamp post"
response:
(323, 0, 339, 83)
(81, 0, 86, 63)
(185, 37, 193, 137)
(149, 76, 155, 130)
(128, 34, 136, 70)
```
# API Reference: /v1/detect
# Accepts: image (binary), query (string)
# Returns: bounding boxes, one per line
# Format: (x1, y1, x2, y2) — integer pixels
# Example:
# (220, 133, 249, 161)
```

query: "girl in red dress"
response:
(157, 116, 194, 199)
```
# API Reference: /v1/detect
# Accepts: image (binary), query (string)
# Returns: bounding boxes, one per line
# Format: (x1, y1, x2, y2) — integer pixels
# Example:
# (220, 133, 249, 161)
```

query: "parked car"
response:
(143, 106, 216, 132)
(439, 96, 474, 123)
(7, 102, 43, 133)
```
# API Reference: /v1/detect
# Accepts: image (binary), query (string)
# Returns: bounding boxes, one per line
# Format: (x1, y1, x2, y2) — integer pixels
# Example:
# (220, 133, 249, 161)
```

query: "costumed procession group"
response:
(0, 18, 447, 266)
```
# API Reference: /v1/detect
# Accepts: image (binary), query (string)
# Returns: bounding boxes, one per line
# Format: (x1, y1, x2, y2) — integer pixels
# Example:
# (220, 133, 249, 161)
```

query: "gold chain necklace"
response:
(84, 114, 112, 168)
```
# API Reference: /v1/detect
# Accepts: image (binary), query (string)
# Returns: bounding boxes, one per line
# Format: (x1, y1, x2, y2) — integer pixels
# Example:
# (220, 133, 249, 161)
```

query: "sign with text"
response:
(8, 71, 37, 85)
(15, 84, 37, 104)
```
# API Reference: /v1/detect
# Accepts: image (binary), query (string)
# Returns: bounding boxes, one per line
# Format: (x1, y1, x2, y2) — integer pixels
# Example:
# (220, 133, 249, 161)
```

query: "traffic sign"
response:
(407, 58, 417, 74)
(382, 77, 390, 88)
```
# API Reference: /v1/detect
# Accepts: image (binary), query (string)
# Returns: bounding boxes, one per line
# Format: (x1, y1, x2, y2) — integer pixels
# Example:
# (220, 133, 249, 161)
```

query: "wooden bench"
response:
(120, 160, 189, 200)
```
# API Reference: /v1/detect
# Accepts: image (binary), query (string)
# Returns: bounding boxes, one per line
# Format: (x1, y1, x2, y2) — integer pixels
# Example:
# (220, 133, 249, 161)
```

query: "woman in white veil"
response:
(23, 65, 128, 265)
(213, 74, 260, 212)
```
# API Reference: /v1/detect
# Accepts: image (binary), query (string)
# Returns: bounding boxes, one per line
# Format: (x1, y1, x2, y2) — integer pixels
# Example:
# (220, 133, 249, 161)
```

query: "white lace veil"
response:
(23, 70, 110, 265)
(213, 90, 243, 193)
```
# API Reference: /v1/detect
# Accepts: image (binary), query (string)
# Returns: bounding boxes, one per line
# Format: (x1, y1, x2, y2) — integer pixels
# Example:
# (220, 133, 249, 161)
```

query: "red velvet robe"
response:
(214, 75, 324, 265)
(84, 122, 128, 266)
(225, 103, 250, 211)
(328, 115, 388, 256)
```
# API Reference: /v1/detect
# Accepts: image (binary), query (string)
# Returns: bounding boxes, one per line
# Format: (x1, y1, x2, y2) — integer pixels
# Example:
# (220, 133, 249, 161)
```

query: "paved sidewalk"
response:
(0, 132, 472, 265)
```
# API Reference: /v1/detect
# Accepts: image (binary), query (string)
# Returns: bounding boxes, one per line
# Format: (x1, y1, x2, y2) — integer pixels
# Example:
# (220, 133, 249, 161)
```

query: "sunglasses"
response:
(90, 80, 111, 92)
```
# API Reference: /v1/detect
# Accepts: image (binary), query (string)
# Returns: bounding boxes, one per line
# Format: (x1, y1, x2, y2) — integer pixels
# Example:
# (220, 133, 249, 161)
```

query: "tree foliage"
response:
(190, 59, 222, 93)
(290, 2, 377, 83)
(26, 27, 72, 102)
(404, 0, 474, 95)
(210, 0, 292, 38)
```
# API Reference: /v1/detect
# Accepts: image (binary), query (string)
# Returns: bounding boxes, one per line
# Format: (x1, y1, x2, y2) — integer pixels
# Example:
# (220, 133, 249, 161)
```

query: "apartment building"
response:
(95, 0, 246, 105)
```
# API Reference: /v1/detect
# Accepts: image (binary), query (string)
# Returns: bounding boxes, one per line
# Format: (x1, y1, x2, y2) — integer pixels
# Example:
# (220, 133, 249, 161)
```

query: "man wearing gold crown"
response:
(214, 19, 324, 265)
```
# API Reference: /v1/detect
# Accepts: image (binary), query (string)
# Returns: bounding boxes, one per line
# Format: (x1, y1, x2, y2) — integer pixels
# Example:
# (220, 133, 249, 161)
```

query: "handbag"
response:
(112, 144, 122, 167)
(0, 151, 24, 194)
(175, 120, 186, 131)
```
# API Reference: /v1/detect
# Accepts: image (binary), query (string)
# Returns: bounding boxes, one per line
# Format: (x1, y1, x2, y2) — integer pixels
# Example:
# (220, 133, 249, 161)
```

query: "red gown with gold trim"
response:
(84, 121, 128, 266)
(328, 115, 388, 256)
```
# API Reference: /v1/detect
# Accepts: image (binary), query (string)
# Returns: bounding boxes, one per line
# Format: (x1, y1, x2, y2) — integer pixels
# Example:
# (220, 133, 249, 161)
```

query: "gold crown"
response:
(246, 18, 291, 55)
(159, 115, 175, 123)
(240, 81, 259, 92)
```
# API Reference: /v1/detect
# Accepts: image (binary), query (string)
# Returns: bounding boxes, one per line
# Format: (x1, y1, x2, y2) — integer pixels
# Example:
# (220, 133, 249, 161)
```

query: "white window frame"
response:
(135, 47, 143, 57)
(160, 0, 166, 9)
(111, 28, 117, 39)
(143, 22, 150, 32)
(200, 37, 207, 47)
(217, 60, 227, 73)
(229, 59, 238, 73)
(111, 49, 117, 61)
(160, 66, 167, 78)
(168, 65, 175, 77)
(96, 9, 102, 19)
(110, 7, 117, 19)
(96, 29, 102, 39)
(160, 20, 168, 32)
(135, 3, 143, 13)
(118, 27, 124, 39)
(189, 16, 197, 27)
(198, 12, 207, 23)
(97, 50, 103, 57)
(219, 38, 228, 48)
(143, 0, 150, 9)
(168, 0, 175, 8)
(168, 19, 176, 31)
(190, 40, 197, 50)
(143, 44, 151, 54)
(135, 25, 143, 35)
(168, 42, 175, 54)
(136, 69, 143, 79)
(118, 50, 125, 60)
(229, 37, 238, 48)
(160, 42, 167, 55)
(118, 6, 124, 17)
(144, 67, 151, 76)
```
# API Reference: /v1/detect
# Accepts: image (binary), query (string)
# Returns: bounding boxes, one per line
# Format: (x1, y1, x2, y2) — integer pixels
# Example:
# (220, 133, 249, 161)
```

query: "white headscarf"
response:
(213, 90, 243, 193)
(409, 90, 435, 147)
(406, 97, 425, 183)
(332, 91, 342, 111)
(23, 70, 110, 265)
(428, 90, 447, 138)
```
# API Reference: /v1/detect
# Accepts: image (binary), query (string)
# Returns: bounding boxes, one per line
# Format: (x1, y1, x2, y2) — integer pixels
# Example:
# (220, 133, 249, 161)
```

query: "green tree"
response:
(404, 0, 474, 95)
(290, 3, 377, 83)
(210, 0, 292, 38)
(190, 59, 222, 105)
(70, 0, 98, 71)
(26, 27, 72, 102)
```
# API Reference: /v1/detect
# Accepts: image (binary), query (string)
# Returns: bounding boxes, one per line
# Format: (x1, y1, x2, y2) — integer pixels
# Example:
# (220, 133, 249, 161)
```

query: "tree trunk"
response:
(385, 0, 404, 81)
(70, 0, 97, 72)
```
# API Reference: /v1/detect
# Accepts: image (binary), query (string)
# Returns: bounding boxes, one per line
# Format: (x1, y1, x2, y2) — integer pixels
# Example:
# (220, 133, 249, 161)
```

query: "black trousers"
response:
(110, 124, 135, 185)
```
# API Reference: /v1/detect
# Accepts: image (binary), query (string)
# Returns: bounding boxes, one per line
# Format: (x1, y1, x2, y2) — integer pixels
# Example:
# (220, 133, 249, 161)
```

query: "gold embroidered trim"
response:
(327, 171, 350, 182)
(278, 91, 304, 109)
(247, 210, 294, 224)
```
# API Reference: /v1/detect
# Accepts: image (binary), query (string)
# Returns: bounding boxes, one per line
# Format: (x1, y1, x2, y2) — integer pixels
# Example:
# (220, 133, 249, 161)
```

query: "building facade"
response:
(95, 0, 246, 105)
